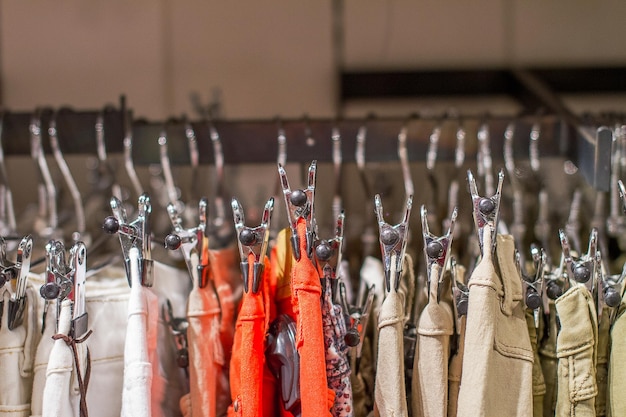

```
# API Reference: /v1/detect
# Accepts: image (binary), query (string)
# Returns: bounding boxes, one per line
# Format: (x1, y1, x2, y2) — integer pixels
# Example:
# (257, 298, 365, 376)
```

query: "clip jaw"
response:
(103, 194, 154, 287)
(232, 198, 274, 294)
(40, 240, 89, 338)
(312, 211, 345, 280)
(339, 281, 374, 372)
(517, 245, 546, 328)
(468, 169, 504, 255)
(559, 228, 603, 319)
(0, 236, 33, 330)
(164, 198, 209, 288)
(278, 161, 317, 261)
(68, 242, 88, 338)
(375, 194, 413, 292)
(422, 205, 457, 302)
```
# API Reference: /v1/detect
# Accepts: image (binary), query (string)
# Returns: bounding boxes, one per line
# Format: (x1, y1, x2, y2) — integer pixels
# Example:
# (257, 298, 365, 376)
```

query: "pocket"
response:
(565, 346, 598, 402)
(493, 307, 534, 362)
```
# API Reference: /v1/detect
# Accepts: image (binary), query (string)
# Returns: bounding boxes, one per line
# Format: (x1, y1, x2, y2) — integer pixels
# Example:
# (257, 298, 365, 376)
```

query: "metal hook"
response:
(30, 109, 58, 235)
(426, 122, 441, 223)
(398, 122, 414, 198)
(208, 121, 227, 235)
(184, 120, 200, 204)
(158, 128, 183, 212)
(421, 205, 457, 302)
(123, 110, 143, 198)
(529, 119, 541, 173)
(278, 161, 317, 261)
(375, 193, 412, 292)
(356, 118, 378, 258)
(95, 111, 122, 200)
(503, 122, 527, 264)
(49, 111, 86, 241)
(103, 194, 153, 287)
(312, 211, 345, 280)
(444, 116, 466, 234)
(331, 126, 342, 223)
(232, 197, 274, 293)
(468, 169, 504, 255)
(0, 112, 15, 235)
(608, 130, 626, 236)
(477, 120, 494, 196)
(564, 189, 583, 254)
(164, 198, 209, 288)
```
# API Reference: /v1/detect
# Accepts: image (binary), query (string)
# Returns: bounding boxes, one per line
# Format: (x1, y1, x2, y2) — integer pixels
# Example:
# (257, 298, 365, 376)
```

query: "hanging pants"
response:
(456, 233, 533, 417)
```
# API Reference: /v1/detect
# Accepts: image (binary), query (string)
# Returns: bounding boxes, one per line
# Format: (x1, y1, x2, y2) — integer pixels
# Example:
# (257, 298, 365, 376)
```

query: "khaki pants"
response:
(608, 282, 626, 416)
(456, 233, 533, 417)
(412, 265, 454, 417)
(540, 301, 558, 417)
(554, 284, 598, 417)
(525, 309, 546, 417)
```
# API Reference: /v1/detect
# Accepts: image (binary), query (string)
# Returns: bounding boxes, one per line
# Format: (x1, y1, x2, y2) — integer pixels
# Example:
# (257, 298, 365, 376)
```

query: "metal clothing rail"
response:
(0, 107, 609, 189)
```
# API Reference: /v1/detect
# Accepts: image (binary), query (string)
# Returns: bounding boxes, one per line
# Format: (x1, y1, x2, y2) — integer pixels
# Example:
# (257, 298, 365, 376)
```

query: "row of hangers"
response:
(0, 105, 623, 363)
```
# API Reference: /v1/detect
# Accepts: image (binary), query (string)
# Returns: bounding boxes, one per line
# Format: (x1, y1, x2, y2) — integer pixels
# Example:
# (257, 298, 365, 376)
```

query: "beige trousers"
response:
(456, 233, 533, 417)
(554, 284, 598, 417)
(411, 264, 454, 417)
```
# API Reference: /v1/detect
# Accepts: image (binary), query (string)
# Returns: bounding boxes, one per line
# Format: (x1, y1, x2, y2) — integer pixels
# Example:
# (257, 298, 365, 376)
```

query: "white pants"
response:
(0, 285, 39, 417)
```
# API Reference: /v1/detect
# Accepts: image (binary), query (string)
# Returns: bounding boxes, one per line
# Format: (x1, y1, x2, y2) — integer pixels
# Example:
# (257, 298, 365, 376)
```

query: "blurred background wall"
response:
(2, 1, 626, 120)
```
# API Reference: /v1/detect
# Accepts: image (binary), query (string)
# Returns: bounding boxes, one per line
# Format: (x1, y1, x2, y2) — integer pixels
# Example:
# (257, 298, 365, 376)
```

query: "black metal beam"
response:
(340, 67, 626, 104)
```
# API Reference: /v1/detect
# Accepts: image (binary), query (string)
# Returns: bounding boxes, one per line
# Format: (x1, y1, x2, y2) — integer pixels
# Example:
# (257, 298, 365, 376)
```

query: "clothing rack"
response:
(0, 106, 611, 190)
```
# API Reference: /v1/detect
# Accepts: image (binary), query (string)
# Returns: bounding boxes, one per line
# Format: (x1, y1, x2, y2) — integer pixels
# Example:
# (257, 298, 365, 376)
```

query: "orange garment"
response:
(291, 219, 335, 417)
(186, 255, 224, 417)
(208, 246, 240, 364)
(228, 255, 277, 417)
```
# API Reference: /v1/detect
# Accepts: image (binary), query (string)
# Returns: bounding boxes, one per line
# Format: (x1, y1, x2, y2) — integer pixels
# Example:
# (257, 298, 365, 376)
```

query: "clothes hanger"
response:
(467, 169, 504, 259)
(278, 161, 317, 262)
(206, 118, 233, 247)
(232, 197, 274, 294)
(123, 109, 144, 200)
(30, 108, 59, 239)
(374, 193, 412, 293)
(103, 194, 154, 287)
(355, 116, 377, 259)
(48, 110, 87, 244)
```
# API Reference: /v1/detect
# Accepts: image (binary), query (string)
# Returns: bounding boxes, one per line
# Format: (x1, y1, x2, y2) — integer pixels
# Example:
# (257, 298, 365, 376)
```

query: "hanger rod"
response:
(0, 108, 574, 166)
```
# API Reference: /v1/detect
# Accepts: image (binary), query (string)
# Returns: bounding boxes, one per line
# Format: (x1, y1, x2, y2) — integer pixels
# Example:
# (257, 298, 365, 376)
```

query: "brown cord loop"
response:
(52, 330, 93, 417)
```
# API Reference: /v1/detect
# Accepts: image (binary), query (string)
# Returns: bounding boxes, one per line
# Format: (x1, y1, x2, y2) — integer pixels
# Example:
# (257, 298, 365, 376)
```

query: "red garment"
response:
(291, 219, 335, 417)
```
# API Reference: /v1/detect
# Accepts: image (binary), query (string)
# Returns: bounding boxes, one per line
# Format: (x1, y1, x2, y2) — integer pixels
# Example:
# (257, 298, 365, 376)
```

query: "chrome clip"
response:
(375, 193, 413, 292)
(422, 205, 457, 302)
(232, 197, 274, 293)
(40, 240, 88, 337)
(278, 161, 317, 261)
(164, 198, 209, 288)
(0, 236, 33, 330)
(103, 194, 153, 287)
(68, 241, 88, 338)
(312, 211, 345, 280)
(468, 169, 504, 255)
(518, 245, 546, 328)
(339, 281, 374, 372)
